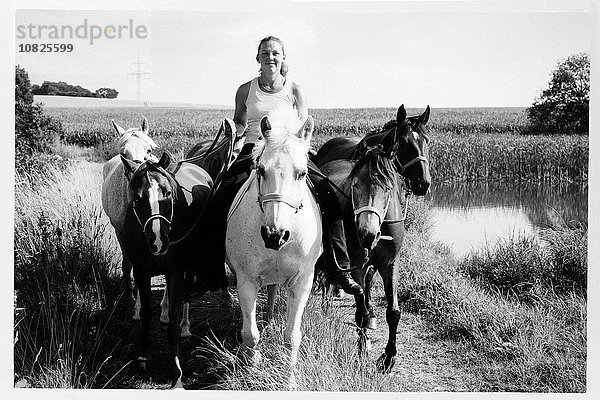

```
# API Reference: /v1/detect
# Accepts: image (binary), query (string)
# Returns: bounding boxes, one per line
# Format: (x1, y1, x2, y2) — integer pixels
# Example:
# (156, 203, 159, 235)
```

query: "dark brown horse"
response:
(314, 105, 431, 373)
(119, 152, 218, 388)
(313, 105, 431, 196)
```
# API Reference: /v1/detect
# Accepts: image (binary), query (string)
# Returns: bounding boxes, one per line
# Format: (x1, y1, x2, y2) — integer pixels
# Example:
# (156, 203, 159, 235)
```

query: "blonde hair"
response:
(257, 36, 289, 77)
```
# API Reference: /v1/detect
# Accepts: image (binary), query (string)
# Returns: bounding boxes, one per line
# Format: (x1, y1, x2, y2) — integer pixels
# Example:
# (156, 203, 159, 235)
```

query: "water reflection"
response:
(428, 182, 587, 257)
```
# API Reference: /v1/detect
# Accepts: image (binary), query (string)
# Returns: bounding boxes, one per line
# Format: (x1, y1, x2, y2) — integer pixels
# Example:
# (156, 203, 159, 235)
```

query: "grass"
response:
(396, 226, 587, 392)
(14, 105, 588, 391)
(14, 161, 131, 388)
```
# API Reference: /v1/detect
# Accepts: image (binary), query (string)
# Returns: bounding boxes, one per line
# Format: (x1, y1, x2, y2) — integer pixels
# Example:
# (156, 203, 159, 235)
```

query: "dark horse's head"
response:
(122, 153, 178, 256)
(359, 105, 431, 196)
(349, 133, 398, 250)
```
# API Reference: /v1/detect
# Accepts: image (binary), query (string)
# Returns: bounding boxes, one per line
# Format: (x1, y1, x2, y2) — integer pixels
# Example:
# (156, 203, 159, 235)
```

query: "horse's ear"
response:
(120, 155, 139, 176)
(141, 117, 149, 134)
(158, 152, 171, 169)
(260, 116, 272, 138)
(420, 106, 431, 125)
(396, 105, 407, 123)
(382, 127, 399, 158)
(298, 116, 314, 143)
(112, 120, 126, 135)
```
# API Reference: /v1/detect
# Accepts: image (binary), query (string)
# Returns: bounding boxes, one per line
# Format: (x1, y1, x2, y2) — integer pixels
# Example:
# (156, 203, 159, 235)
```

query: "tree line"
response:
(32, 81, 118, 99)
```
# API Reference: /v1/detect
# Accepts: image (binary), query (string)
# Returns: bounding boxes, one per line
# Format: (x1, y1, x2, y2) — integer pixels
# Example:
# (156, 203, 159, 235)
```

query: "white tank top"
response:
(245, 77, 295, 144)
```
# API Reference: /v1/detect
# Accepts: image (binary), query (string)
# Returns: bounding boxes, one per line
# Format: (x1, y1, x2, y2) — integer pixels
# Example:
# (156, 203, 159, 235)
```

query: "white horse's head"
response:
(112, 117, 159, 162)
(253, 112, 314, 251)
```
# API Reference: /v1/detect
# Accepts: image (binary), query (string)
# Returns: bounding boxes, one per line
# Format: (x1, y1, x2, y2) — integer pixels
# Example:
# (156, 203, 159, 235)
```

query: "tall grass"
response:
(46, 106, 587, 183)
(14, 161, 130, 388)
(429, 133, 588, 182)
(397, 225, 587, 392)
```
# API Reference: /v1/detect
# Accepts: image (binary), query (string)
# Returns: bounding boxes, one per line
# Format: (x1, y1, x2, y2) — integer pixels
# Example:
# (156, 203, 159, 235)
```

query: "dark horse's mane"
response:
(130, 159, 180, 201)
(372, 119, 398, 135)
(350, 145, 397, 191)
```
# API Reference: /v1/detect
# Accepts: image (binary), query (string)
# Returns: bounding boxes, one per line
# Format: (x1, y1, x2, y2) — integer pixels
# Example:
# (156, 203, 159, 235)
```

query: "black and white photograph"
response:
(6, 0, 597, 395)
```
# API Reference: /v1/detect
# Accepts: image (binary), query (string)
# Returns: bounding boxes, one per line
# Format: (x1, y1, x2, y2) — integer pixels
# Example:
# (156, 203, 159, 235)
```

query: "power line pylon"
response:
(128, 52, 151, 101)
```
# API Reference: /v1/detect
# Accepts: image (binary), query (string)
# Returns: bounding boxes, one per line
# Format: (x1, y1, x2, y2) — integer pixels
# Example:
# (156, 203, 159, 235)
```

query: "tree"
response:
(15, 66, 63, 172)
(94, 87, 119, 99)
(527, 53, 589, 135)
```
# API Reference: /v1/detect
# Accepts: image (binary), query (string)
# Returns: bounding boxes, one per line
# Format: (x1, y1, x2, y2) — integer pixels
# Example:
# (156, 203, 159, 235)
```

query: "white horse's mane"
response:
(252, 110, 308, 162)
(117, 129, 158, 151)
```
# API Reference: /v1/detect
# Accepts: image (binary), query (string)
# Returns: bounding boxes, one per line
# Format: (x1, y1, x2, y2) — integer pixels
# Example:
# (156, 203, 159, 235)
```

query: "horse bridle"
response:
(256, 169, 304, 214)
(398, 154, 429, 175)
(350, 182, 391, 226)
(132, 187, 174, 233)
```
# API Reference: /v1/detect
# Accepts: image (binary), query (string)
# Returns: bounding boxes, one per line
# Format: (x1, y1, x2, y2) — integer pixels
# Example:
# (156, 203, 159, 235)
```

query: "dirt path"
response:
(92, 159, 486, 391)
(121, 281, 487, 391)
(352, 296, 485, 391)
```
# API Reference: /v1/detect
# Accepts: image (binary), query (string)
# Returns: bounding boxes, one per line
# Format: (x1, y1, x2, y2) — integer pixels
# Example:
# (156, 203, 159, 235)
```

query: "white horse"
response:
(101, 118, 191, 336)
(226, 113, 322, 388)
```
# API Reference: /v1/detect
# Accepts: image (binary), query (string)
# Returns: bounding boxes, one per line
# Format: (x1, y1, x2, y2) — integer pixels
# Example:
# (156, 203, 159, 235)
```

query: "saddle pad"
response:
(174, 162, 213, 206)
(227, 169, 256, 222)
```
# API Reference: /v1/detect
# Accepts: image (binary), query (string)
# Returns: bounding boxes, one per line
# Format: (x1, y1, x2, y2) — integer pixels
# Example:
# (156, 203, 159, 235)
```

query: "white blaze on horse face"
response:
(261, 148, 306, 232)
(148, 178, 164, 254)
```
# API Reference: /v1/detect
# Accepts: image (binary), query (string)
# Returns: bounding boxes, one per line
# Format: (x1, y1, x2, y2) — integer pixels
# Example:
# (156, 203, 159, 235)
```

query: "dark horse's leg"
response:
(166, 271, 185, 389)
(352, 269, 370, 356)
(134, 273, 152, 372)
(375, 224, 404, 373)
(363, 265, 378, 330)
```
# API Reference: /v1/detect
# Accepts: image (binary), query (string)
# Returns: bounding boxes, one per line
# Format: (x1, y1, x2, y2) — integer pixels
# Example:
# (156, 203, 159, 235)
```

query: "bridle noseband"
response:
(132, 168, 175, 233)
(351, 183, 391, 226)
(256, 169, 304, 214)
(398, 155, 429, 174)
(133, 196, 174, 232)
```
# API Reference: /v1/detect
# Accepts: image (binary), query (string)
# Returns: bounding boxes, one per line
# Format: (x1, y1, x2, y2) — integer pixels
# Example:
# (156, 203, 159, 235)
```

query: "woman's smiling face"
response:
(257, 40, 285, 74)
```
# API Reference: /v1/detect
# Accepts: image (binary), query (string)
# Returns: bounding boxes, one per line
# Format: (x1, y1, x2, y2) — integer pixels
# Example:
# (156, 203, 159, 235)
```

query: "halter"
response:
(351, 183, 391, 226)
(132, 189, 174, 232)
(398, 155, 429, 174)
(256, 171, 304, 214)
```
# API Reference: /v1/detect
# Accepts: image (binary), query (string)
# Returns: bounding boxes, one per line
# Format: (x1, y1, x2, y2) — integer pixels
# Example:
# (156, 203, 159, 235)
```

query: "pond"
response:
(428, 182, 588, 258)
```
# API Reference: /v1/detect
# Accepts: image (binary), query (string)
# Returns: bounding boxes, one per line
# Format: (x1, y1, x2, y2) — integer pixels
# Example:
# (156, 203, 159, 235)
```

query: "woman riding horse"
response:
(201, 36, 362, 296)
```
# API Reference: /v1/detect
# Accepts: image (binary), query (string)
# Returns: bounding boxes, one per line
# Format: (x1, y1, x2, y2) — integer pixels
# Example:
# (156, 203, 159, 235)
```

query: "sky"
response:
(13, 2, 593, 109)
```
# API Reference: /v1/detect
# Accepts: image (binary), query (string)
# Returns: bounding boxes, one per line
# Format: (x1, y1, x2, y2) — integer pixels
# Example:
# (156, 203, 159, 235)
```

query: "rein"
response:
(132, 145, 232, 249)
(176, 122, 225, 165)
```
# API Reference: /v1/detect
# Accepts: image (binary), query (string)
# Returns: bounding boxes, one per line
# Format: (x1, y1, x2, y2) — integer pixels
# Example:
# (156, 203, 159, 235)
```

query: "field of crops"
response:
(45, 106, 587, 183)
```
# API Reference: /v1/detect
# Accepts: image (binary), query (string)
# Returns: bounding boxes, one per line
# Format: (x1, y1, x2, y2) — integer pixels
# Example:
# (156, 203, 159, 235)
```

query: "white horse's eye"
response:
(297, 171, 307, 180)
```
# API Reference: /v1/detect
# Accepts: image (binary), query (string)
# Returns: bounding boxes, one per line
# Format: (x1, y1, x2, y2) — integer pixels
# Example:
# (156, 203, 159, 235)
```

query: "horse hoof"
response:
(160, 322, 169, 332)
(170, 380, 184, 390)
(366, 317, 377, 330)
(376, 354, 395, 373)
(240, 347, 262, 366)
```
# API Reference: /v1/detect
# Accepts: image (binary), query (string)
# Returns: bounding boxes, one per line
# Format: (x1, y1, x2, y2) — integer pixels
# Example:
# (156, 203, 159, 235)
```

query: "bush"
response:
(15, 66, 65, 173)
(527, 53, 589, 135)
(460, 226, 587, 300)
